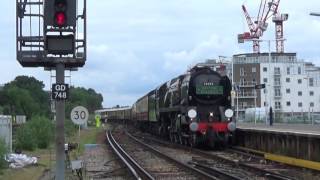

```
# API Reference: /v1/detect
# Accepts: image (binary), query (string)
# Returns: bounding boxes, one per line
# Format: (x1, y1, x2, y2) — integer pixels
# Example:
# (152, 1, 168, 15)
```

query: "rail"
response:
(106, 131, 155, 180)
(132, 133, 297, 180)
(125, 132, 220, 180)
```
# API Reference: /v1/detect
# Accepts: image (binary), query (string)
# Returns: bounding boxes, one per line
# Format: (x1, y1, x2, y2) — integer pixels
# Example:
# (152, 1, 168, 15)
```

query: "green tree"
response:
(4, 85, 39, 118)
(66, 87, 103, 119)
(0, 76, 50, 119)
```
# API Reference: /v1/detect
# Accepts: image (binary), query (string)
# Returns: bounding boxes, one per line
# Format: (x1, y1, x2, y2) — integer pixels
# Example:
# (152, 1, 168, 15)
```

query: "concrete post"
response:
(56, 63, 65, 180)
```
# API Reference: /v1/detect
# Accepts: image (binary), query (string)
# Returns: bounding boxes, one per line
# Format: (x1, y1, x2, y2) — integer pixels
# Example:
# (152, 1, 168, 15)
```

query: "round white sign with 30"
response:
(71, 106, 89, 125)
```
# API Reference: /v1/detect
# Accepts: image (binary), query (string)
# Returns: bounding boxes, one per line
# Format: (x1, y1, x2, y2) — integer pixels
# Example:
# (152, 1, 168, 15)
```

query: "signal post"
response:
(16, 0, 87, 179)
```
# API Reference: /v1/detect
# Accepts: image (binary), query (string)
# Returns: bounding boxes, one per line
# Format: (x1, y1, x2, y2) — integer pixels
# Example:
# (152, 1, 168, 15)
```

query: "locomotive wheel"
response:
(208, 130, 216, 149)
(169, 132, 173, 142)
(169, 132, 177, 143)
(174, 134, 179, 143)
(178, 134, 183, 144)
(222, 134, 229, 148)
(183, 138, 189, 146)
(189, 133, 198, 148)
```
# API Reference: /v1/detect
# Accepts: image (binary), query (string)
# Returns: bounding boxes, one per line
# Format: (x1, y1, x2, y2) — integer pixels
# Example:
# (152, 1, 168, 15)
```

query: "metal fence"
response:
(240, 112, 320, 125)
(0, 115, 12, 152)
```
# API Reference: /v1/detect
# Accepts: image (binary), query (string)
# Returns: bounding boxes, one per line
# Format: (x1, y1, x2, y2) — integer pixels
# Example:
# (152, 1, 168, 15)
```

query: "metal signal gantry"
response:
(16, 0, 86, 68)
(16, 1, 86, 180)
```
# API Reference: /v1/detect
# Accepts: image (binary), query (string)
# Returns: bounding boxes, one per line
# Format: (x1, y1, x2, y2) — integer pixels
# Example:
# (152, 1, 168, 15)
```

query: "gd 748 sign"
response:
(52, 83, 69, 100)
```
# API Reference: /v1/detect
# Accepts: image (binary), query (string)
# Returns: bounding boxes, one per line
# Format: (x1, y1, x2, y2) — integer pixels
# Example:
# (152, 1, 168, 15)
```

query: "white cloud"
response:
(2, 0, 320, 107)
(163, 34, 242, 73)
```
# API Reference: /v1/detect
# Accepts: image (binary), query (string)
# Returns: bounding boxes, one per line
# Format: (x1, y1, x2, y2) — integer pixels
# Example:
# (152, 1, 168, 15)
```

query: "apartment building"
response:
(233, 53, 320, 121)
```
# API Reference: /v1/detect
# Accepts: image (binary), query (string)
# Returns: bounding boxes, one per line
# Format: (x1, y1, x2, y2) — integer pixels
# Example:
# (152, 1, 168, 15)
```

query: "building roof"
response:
(95, 106, 131, 113)
(233, 52, 297, 57)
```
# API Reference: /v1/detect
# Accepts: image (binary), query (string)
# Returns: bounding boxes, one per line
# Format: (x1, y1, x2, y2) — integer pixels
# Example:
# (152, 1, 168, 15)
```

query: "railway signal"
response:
(45, 0, 77, 55)
(54, 0, 67, 27)
(45, 0, 76, 27)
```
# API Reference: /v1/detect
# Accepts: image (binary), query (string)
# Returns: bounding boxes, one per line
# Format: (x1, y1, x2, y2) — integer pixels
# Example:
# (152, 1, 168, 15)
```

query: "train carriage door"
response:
(148, 91, 157, 122)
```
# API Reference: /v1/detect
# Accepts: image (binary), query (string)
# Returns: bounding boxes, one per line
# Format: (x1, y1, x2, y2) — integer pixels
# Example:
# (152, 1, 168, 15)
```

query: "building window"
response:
(240, 78, 245, 85)
(264, 89, 267, 94)
(240, 67, 245, 76)
(263, 67, 267, 72)
(275, 88, 281, 96)
(298, 91, 302, 96)
(287, 67, 290, 75)
(274, 77, 281, 86)
(252, 67, 256, 73)
(286, 89, 290, 94)
(309, 78, 314, 87)
(252, 78, 256, 84)
(298, 67, 301, 74)
(298, 79, 302, 84)
(310, 102, 315, 107)
(286, 78, 290, 82)
(274, 67, 280, 75)
(298, 102, 303, 107)
(275, 102, 281, 109)
(286, 101, 291, 106)
(263, 78, 268, 83)
(310, 91, 314, 96)
(264, 102, 266, 106)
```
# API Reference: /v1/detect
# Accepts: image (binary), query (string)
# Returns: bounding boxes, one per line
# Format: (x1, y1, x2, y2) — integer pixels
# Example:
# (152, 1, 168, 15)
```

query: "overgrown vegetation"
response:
(15, 116, 53, 151)
(0, 76, 103, 121)
(0, 75, 103, 151)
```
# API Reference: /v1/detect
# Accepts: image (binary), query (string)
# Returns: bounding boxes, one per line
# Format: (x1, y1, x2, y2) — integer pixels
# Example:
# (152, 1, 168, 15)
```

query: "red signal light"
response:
(55, 12, 66, 26)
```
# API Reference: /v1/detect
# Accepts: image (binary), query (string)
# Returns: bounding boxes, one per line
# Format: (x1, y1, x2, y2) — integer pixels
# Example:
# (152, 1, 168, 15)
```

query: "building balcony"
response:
(238, 81, 257, 87)
(274, 92, 282, 98)
(238, 92, 257, 98)
(274, 72, 281, 76)
(236, 105, 255, 111)
(274, 83, 281, 87)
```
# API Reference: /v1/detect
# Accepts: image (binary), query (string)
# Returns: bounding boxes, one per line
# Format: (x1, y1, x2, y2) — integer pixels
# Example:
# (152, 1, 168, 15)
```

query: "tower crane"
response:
(238, 0, 288, 53)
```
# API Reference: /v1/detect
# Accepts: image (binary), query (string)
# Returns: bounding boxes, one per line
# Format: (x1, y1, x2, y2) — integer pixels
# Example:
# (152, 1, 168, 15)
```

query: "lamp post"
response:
(309, 12, 319, 124)
(259, 39, 283, 125)
(219, 55, 237, 122)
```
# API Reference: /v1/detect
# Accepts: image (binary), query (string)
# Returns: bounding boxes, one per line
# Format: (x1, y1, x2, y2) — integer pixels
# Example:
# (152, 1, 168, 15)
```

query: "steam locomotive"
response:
(97, 66, 236, 148)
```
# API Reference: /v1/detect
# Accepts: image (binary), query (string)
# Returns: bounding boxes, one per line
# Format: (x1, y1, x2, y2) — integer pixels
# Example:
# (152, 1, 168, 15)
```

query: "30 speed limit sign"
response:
(70, 106, 89, 125)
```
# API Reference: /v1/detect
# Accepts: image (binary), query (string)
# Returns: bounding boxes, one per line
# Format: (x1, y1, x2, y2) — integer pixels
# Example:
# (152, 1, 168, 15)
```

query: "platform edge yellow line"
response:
(265, 153, 320, 171)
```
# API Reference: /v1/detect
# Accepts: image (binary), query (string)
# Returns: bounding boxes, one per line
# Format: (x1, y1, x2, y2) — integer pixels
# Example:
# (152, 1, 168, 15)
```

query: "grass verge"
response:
(0, 127, 104, 180)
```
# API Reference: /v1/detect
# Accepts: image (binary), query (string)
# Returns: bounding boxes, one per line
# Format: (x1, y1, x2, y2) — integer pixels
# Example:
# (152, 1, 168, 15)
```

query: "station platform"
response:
(236, 123, 320, 137)
(235, 122, 320, 163)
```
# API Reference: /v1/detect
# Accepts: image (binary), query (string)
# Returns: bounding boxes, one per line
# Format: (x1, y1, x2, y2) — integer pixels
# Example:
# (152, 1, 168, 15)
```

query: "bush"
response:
(65, 118, 77, 138)
(0, 138, 7, 170)
(15, 124, 37, 151)
(28, 116, 54, 149)
(15, 116, 54, 150)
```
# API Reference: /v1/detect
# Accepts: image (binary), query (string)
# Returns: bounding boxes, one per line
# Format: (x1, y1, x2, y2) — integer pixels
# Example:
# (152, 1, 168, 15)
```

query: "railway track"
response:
(130, 132, 301, 180)
(107, 130, 223, 180)
(106, 131, 154, 180)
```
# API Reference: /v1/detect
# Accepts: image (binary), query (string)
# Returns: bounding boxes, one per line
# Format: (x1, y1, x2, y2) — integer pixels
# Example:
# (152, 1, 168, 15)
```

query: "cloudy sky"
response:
(1, 0, 320, 107)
